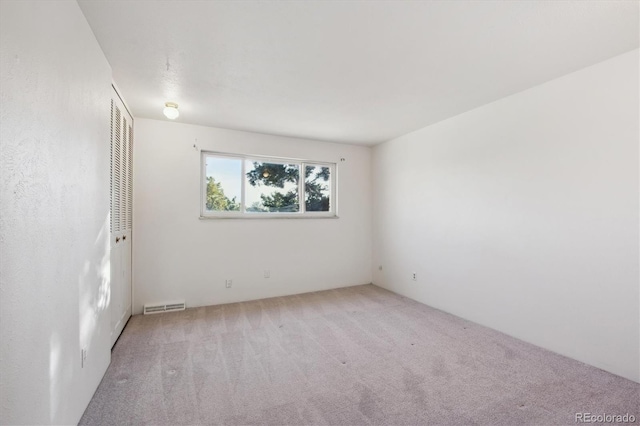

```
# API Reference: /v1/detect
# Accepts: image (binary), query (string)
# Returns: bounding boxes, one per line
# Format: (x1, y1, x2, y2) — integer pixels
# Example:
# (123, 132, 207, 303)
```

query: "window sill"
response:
(199, 214, 339, 220)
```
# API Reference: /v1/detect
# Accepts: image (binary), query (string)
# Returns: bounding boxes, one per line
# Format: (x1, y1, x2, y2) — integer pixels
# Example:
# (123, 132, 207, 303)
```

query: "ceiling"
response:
(78, 0, 638, 146)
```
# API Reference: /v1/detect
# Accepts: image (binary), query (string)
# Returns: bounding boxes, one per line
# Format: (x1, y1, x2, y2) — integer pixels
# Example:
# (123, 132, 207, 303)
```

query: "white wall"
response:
(133, 119, 372, 314)
(0, 1, 112, 424)
(372, 49, 639, 382)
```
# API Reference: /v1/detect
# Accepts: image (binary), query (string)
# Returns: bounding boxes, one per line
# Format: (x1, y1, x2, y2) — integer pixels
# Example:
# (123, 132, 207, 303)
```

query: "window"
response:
(201, 152, 336, 218)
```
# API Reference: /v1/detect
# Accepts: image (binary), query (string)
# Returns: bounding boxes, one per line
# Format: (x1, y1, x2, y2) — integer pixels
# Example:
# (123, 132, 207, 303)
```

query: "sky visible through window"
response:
(205, 156, 241, 201)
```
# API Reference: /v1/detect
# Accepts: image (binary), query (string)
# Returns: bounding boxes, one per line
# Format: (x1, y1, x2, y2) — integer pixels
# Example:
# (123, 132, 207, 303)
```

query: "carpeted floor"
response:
(80, 284, 639, 425)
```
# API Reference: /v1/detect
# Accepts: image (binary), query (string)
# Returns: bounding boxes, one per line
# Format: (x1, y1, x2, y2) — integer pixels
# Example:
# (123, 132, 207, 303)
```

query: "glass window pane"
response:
(245, 160, 300, 212)
(305, 164, 331, 212)
(204, 156, 241, 212)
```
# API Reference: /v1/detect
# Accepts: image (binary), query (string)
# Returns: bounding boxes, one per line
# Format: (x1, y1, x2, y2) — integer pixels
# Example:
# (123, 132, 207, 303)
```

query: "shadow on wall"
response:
(79, 213, 111, 348)
(48, 213, 110, 422)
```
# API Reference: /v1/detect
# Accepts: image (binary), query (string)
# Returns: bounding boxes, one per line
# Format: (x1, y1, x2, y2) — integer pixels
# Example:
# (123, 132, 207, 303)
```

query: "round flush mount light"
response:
(163, 102, 179, 119)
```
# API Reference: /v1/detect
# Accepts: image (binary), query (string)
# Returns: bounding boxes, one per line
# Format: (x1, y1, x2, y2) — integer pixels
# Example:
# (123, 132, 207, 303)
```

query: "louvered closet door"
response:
(110, 86, 133, 347)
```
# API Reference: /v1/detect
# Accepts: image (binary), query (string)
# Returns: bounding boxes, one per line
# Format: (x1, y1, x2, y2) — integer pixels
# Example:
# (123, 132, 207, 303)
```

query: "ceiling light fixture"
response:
(163, 102, 179, 119)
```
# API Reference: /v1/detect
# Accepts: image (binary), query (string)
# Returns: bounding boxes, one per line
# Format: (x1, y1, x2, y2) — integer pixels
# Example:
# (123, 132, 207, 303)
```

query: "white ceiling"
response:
(78, 0, 638, 145)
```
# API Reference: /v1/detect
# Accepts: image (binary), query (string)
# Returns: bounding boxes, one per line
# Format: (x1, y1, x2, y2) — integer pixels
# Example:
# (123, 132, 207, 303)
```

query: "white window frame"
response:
(200, 151, 338, 219)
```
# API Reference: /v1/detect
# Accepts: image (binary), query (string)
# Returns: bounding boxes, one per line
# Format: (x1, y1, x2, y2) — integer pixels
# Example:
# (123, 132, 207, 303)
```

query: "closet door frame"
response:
(110, 83, 133, 347)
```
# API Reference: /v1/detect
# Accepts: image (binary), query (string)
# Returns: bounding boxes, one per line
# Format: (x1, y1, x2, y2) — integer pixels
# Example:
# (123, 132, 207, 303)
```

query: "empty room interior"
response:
(1, 1, 639, 425)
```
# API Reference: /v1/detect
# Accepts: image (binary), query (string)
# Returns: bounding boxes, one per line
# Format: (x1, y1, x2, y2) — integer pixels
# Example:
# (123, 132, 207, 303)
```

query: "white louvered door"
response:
(110, 86, 133, 347)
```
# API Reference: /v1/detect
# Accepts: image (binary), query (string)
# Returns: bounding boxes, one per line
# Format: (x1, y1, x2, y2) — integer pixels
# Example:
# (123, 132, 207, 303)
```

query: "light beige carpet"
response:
(80, 284, 639, 425)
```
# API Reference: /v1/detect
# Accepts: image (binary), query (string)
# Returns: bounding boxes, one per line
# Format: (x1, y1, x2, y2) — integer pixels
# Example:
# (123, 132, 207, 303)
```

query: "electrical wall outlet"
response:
(412, 272, 417, 281)
(264, 270, 270, 278)
(225, 279, 233, 288)
(81, 348, 87, 368)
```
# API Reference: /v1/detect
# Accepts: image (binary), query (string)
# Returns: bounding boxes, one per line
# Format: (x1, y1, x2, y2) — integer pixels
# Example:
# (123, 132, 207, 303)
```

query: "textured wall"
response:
(133, 119, 372, 314)
(372, 49, 640, 382)
(0, 1, 113, 423)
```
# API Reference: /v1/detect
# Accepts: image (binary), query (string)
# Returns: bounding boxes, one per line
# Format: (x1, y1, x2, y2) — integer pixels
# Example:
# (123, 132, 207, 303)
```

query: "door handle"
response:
(116, 237, 120, 243)
(123, 235, 126, 241)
